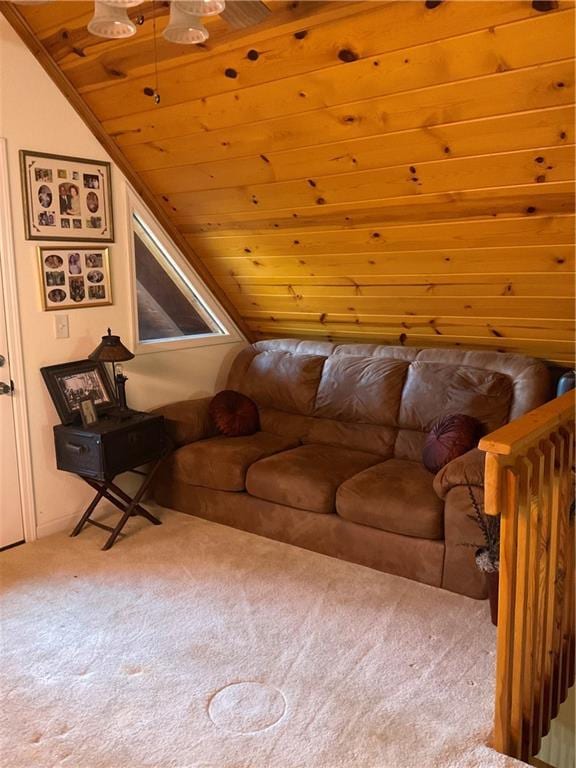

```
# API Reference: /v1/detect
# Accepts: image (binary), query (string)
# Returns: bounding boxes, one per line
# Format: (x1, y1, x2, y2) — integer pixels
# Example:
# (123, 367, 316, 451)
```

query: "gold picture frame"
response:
(37, 246, 112, 311)
(20, 150, 114, 242)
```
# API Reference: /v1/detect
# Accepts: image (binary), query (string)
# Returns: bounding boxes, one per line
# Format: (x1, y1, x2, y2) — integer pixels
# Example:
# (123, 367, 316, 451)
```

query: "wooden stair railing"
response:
(479, 390, 575, 764)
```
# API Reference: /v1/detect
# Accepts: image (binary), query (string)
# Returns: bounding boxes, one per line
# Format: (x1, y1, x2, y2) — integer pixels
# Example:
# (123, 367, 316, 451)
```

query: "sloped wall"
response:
(0, 17, 245, 537)
(11, 0, 576, 364)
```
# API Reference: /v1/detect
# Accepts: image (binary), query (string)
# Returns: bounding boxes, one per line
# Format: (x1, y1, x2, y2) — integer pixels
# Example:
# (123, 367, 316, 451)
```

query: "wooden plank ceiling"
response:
(4, 0, 575, 364)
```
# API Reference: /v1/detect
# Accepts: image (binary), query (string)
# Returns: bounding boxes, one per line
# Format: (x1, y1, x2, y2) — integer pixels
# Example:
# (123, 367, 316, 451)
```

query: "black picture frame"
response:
(41, 359, 117, 425)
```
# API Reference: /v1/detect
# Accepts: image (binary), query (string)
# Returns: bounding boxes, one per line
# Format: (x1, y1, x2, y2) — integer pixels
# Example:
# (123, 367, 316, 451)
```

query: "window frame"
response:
(126, 188, 243, 355)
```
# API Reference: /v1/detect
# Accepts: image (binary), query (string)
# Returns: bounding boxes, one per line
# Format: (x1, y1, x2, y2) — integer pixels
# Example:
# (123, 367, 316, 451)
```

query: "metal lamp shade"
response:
(88, 329, 135, 364)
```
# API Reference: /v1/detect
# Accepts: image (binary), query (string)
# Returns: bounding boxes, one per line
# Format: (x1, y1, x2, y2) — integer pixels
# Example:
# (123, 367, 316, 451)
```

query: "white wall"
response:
(537, 687, 575, 768)
(0, 18, 246, 538)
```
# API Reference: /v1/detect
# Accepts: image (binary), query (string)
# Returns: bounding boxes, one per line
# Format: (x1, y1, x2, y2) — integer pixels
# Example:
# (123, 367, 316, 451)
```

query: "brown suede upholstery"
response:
(314, 356, 408, 424)
(247, 444, 380, 513)
(170, 432, 299, 492)
(152, 339, 552, 599)
(152, 397, 218, 447)
(442, 485, 488, 598)
(304, 418, 397, 458)
(398, 362, 513, 434)
(258, 407, 312, 442)
(337, 459, 444, 539)
(433, 448, 485, 499)
(153, 477, 445, 588)
(393, 429, 428, 462)
(242, 350, 325, 415)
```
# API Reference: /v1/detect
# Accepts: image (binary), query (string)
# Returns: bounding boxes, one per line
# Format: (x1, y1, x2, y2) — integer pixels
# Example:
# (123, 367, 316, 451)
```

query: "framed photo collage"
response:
(20, 150, 114, 312)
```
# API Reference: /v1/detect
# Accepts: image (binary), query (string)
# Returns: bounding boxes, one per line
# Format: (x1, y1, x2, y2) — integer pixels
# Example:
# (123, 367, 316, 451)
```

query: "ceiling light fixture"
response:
(100, 0, 144, 6)
(178, 0, 226, 17)
(163, 2, 209, 44)
(9, 0, 278, 47)
(88, 1, 137, 39)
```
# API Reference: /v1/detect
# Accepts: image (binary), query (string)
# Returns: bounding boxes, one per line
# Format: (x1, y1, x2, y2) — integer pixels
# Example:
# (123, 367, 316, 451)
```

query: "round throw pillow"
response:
(209, 390, 260, 437)
(422, 414, 481, 474)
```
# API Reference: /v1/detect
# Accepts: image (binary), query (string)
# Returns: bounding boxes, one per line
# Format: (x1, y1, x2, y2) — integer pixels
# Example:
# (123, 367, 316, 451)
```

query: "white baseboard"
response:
(36, 499, 163, 539)
(36, 512, 79, 539)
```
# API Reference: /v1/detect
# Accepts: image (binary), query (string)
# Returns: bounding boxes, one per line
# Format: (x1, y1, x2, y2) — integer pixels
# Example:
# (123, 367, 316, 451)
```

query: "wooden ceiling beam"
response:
(0, 1, 253, 342)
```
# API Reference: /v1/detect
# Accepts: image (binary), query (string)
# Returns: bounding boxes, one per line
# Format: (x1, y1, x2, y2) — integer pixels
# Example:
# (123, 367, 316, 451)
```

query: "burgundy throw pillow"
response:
(422, 414, 481, 474)
(209, 390, 260, 437)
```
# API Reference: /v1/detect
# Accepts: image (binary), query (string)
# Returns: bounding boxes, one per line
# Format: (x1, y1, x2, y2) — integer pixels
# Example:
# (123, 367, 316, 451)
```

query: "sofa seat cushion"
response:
(246, 443, 381, 514)
(171, 432, 299, 492)
(336, 459, 444, 539)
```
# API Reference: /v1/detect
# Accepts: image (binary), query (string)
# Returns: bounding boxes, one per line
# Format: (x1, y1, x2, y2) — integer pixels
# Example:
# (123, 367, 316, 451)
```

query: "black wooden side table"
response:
(53, 411, 170, 550)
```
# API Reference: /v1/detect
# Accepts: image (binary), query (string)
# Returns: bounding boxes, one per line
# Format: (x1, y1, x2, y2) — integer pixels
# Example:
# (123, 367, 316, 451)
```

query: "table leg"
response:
(84, 478, 140, 517)
(70, 480, 111, 537)
(106, 480, 160, 522)
(101, 458, 164, 551)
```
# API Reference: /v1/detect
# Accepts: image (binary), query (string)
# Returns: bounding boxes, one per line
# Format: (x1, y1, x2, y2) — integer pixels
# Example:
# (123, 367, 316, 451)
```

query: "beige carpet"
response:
(0, 507, 523, 768)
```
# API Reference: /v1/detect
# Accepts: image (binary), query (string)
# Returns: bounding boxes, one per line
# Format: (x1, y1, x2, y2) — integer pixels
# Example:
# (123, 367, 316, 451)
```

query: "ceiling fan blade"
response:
(220, 1, 271, 29)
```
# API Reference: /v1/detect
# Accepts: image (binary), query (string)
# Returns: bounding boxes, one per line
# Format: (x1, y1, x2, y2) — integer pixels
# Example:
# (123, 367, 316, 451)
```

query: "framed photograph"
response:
(79, 398, 99, 427)
(20, 150, 114, 242)
(41, 359, 117, 425)
(37, 247, 112, 310)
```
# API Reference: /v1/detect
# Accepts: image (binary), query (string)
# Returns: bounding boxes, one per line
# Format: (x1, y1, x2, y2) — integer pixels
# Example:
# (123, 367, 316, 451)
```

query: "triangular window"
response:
(130, 207, 233, 349)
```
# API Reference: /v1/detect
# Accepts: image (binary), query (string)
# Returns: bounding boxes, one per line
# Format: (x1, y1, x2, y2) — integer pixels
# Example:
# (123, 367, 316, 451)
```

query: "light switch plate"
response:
(55, 314, 69, 339)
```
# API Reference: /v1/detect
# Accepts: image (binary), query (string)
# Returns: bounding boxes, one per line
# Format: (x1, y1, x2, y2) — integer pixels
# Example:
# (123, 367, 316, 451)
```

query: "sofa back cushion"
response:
(305, 418, 397, 458)
(398, 362, 513, 434)
(226, 340, 551, 457)
(235, 349, 326, 416)
(314, 355, 408, 425)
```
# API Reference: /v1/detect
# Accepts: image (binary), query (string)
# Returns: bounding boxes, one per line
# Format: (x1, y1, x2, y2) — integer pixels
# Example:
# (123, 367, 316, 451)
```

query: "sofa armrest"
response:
(152, 397, 219, 447)
(433, 449, 487, 598)
(433, 448, 485, 500)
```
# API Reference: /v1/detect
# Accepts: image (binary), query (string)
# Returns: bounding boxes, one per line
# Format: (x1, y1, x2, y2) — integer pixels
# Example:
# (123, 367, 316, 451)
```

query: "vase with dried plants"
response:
(465, 483, 500, 625)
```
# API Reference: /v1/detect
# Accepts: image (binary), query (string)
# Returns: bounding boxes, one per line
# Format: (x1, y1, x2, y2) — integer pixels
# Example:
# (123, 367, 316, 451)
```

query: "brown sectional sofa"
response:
(153, 339, 550, 599)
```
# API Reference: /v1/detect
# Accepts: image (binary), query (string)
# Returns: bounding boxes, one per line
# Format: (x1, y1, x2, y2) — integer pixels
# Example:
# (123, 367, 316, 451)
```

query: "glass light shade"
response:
(163, 4, 208, 44)
(87, 2, 137, 38)
(176, 0, 225, 18)
(101, 0, 143, 6)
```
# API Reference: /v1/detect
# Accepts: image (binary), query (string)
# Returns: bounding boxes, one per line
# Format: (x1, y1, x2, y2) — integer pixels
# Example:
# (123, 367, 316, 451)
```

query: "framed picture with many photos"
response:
(37, 246, 112, 311)
(19, 150, 114, 242)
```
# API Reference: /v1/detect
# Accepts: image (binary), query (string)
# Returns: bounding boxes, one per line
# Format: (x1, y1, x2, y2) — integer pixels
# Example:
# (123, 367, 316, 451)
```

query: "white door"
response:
(0, 223, 25, 548)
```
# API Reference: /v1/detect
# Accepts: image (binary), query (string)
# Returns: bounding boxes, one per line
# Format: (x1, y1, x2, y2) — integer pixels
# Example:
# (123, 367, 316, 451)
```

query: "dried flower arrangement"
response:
(465, 483, 500, 573)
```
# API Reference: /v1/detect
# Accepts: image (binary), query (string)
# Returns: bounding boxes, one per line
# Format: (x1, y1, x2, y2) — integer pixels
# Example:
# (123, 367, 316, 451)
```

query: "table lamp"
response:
(88, 328, 135, 414)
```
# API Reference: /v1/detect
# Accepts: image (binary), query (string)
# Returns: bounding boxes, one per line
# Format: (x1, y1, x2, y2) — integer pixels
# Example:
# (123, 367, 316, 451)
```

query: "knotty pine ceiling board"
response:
(2, 0, 575, 363)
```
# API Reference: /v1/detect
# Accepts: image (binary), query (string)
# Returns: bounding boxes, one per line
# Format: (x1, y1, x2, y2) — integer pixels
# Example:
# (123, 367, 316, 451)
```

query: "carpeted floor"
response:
(0, 506, 523, 768)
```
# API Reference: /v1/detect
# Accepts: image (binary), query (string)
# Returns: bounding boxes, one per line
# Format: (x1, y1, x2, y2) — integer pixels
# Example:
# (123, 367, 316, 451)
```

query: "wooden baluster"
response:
(532, 438, 556, 756)
(528, 445, 546, 757)
(493, 461, 519, 757)
(567, 423, 575, 690)
(560, 502, 574, 703)
(543, 431, 565, 734)
(485, 452, 504, 518)
(520, 449, 543, 759)
(509, 457, 533, 763)
(558, 424, 575, 707)
(551, 430, 570, 720)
